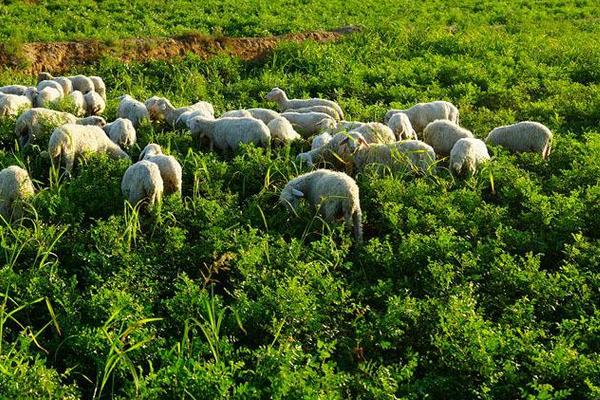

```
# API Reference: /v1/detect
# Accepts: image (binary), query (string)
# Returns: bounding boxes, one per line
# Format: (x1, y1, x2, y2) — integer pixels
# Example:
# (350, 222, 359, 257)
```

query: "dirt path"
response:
(0, 26, 360, 75)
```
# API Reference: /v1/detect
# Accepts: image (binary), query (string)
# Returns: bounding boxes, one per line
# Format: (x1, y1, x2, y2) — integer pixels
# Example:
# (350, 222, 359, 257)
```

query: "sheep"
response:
(297, 131, 369, 168)
(288, 105, 341, 121)
(37, 80, 64, 96)
(35, 87, 62, 108)
(247, 108, 280, 124)
(118, 95, 150, 128)
(349, 122, 396, 144)
(67, 75, 95, 94)
(485, 121, 553, 159)
(351, 140, 437, 174)
(188, 116, 271, 151)
(68, 90, 86, 116)
(387, 112, 417, 140)
(15, 108, 106, 147)
(121, 160, 163, 207)
(266, 87, 344, 120)
(280, 169, 362, 242)
(104, 118, 136, 148)
(90, 76, 106, 100)
(0, 85, 35, 96)
(54, 77, 73, 95)
(139, 143, 182, 196)
(384, 101, 459, 133)
(422, 119, 474, 156)
(48, 124, 129, 173)
(281, 111, 337, 137)
(175, 108, 216, 128)
(0, 166, 35, 220)
(150, 97, 215, 127)
(221, 109, 252, 118)
(0, 93, 32, 117)
(311, 131, 333, 150)
(83, 91, 106, 115)
(267, 116, 302, 144)
(450, 138, 491, 175)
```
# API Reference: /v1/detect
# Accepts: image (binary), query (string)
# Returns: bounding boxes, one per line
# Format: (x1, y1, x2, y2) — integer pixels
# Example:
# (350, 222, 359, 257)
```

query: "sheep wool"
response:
(153, 97, 215, 127)
(422, 119, 474, 156)
(311, 131, 333, 150)
(0, 93, 32, 117)
(281, 111, 336, 137)
(266, 87, 344, 120)
(118, 95, 150, 128)
(121, 160, 164, 207)
(387, 112, 417, 140)
(84, 91, 106, 115)
(221, 110, 252, 118)
(352, 140, 437, 174)
(68, 90, 86, 117)
(48, 124, 130, 172)
(280, 169, 362, 242)
(268, 116, 302, 144)
(90, 76, 107, 100)
(450, 138, 491, 175)
(104, 118, 137, 148)
(188, 116, 271, 151)
(288, 105, 341, 121)
(350, 122, 396, 144)
(139, 144, 182, 196)
(385, 101, 459, 133)
(247, 108, 280, 124)
(0, 166, 35, 220)
(485, 121, 553, 159)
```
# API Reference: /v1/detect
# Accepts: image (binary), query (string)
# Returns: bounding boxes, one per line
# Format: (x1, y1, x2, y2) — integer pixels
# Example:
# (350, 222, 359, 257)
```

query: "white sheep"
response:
(387, 112, 417, 140)
(485, 121, 553, 159)
(281, 111, 336, 137)
(104, 118, 136, 148)
(288, 105, 341, 121)
(297, 131, 368, 167)
(450, 138, 491, 175)
(0, 85, 35, 96)
(48, 124, 130, 173)
(35, 87, 62, 108)
(121, 160, 163, 207)
(422, 119, 474, 156)
(247, 108, 280, 124)
(90, 76, 106, 100)
(267, 116, 302, 144)
(84, 91, 106, 115)
(0, 166, 35, 220)
(266, 87, 344, 120)
(350, 122, 396, 144)
(175, 108, 216, 128)
(67, 75, 95, 94)
(280, 169, 362, 242)
(352, 139, 437, 174)
(15, 108, 105, 147)
(37, 80, 64, 96)
(150, 97, 215, 127)
(385, 101, 459, 133)
(221, 109, 252, 118)
(68, 90, 86, 116)
(0, 93, 32, 117)
(118, 95, 150, 128)
(139, 143, 182, 196)
(54, 77, 73, 95)
(188, 116, 271, 151)
(311, 131, 333, 150)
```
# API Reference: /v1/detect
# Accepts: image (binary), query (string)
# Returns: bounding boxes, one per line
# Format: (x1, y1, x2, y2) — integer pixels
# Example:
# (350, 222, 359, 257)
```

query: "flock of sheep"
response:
(0, 73, 554, 242)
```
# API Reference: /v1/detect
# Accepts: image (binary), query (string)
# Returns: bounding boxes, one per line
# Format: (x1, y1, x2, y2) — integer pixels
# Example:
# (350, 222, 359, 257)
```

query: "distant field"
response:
(0, 1, 599, 399)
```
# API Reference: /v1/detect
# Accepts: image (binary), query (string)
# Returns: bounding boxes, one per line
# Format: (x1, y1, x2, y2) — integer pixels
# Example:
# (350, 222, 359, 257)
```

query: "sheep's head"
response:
(266, 87, 285, 102)
(140, 143, 162, 160)
(79, 116, 106, 127)
(37, 72, 53, 83)
(280, 185, 304, 212)
(337, 132, 369, 161)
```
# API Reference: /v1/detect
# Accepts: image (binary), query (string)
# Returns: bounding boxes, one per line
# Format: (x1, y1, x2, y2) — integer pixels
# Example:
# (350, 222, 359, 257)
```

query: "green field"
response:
(1, 1, 600, 398)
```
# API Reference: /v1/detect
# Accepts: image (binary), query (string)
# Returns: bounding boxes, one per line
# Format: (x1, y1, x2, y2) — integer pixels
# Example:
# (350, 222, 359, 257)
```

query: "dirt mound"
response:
(0, 26, 360, 75)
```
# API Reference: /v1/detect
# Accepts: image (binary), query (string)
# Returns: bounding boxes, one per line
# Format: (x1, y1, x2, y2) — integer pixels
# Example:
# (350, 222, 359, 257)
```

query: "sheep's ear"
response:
(292, 189, 304, 197)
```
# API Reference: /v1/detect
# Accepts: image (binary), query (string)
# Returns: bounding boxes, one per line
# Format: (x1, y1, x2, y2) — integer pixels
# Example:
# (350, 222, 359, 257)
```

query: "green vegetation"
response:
(1, 0, 600, 398)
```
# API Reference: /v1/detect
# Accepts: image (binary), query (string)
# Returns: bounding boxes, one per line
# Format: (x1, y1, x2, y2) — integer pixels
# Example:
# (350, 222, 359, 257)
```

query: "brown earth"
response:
(0, 26, 360, 75)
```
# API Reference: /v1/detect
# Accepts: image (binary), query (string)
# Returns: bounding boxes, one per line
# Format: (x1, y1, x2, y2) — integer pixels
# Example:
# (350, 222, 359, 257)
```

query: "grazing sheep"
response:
(0, 166, 35, 220)
(268, 116, 302, 144)
(450, 138, 491, 175)
(175, 108, 216, 128)
(297, 131, 369, 168)
(280, 169, 362, 242)
(0, 93, 32, 117)
(35, 87, 62, 108)
(485, 121, 553, 159)
(247, 108, 280, 124)
(151, 97, 215, 127)
(351, 140, 437, 174)
(0, 85, 35, 97)
(422, 119, 474, 156)
(266, 87, 344, 120)
(387, 112, 417, 140)
(188, 116, 271, 151)
(121, 160, 163, 207)
(38, 72, 94, 93)
(48, 124, 129, 173)
(139, 143, 182, 195)
(104, 118, 136, 148)
(37, 80, 64, 96)
(385, 101, 459, 133)
(311, 131, 333, 150)
(90, 76, 106, 100)
(350, 122, 396, 144)
(288, 105, 341, 121)
(15, 108, 106, 147)
(84, 91, 106, 115)
(281, 111, 336, 137)
(54, 77, 73, 95)
(221, 109, 252, 118)
(68, 90, 86, 116)
(118, 95, 150, 128)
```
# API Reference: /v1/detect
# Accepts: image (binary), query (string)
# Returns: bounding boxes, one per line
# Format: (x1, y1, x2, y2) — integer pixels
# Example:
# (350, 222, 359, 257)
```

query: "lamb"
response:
(15, 108, 106, 147)
(118, 95, 150, 128)
(35, 87, 62, 108)
(90, 76, 107, 100)
(351, 140, 437, 174)
(104, 118, 136, 148)
(121, 160, 163, 207)
(83, 91, 106, 115)
(387, 112, 417, 140)
(0, 166, 35, 220)
(297, 131, 368, 168)
(0, 93, 32, 117)
(449, 138, 491, 175)
(48, 124, 130, 173)
(139, 143, 182, 195)
(422, 119, 474, 156)
(281, 111, 336, 137)
(150, 97, 215, 127)
(247, 108, 280, 124)
(349, 122, 396, 144)
(221, 109, 252, 118)
(54, 77, 73, 95)
(266, 87, 344, 120)
(188, 116, 271, 151)
(485, 121, 553, 159)
(280, 169, 362, 242)
(37, 80, 64, 96)
(267, 116, 302, 144)
(175, 108, 216, 128)
(384, 101, 459, 133)
(311, 131, 333, 150)
(288, 105, 341, 121)
(68, 90, 86, 116)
